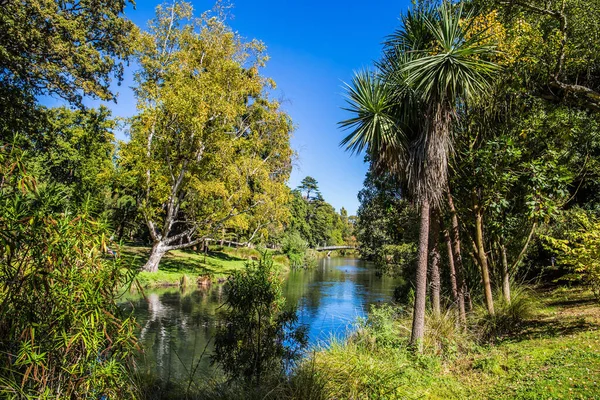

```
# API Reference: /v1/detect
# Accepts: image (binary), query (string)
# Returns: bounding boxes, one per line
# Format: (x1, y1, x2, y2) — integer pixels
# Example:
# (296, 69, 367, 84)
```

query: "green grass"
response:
(121, 245, 289, 288)
(298, 287, 600, 400)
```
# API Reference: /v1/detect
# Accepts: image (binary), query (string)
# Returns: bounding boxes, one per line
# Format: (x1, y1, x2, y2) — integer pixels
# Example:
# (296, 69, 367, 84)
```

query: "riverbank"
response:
(291, 286, 600, 399)
(121, 245, 290, 288)
(137, 286, 600, 399)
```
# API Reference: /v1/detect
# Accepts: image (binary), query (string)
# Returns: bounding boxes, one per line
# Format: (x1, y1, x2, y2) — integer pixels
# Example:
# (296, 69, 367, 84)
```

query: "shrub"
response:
(542, 210, 600, 301)
(212, 254, 308, 386)
(0, 146, 138, 398)
(281, 232, 310, 268)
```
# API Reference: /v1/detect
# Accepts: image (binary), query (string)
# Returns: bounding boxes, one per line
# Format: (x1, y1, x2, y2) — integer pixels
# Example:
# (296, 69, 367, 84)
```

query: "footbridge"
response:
(314, 246, 356, 252)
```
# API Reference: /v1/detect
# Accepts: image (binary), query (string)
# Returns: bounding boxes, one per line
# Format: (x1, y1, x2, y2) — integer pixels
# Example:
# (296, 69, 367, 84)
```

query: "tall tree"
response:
(124, 2, 293, 272)
(298, 176, 320, 201)
(341, 2, 497, 350)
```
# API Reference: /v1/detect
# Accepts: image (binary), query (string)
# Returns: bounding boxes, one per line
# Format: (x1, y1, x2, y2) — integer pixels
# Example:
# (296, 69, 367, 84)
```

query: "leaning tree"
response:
(124, 2, 293, 272)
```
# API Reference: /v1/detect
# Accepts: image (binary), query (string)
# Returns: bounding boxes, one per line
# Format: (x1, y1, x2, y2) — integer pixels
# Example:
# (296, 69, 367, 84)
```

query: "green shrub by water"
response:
(212, 254, 308, 386)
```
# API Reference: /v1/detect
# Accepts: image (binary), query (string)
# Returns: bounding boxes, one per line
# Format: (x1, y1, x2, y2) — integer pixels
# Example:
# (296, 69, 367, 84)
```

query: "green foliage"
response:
(473, 285, 539, 341)
(298, 176, 320, 201)
(285, 181, 354, 249)
(0, 145, 137, 398)
(355, 170, 418, 276)
(0, 0, 135, 105)
(123, 1, 293, 270)
(212, 254, 307, 386)
(543, 210, 600, 300)
(281, 231, 309, 268)
(20, 106, 118, 214)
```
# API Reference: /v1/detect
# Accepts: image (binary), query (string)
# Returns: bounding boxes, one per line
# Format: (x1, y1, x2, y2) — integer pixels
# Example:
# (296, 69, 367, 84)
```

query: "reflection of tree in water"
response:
(129, 258, 401, 381)
(134, 286, 224, 382)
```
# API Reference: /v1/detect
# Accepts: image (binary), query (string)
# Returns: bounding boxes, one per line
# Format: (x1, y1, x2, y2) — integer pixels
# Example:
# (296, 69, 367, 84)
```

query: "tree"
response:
(448, 2, 600, 308)
(0, 0, 136, 137)
(298, 176, 320, 201)
(355, 168, 418, 272)
(123, 2, 293, 272)
(19, 106, 117, 214)
(341, 2, 497, 350)
(399, 2, 498, 323)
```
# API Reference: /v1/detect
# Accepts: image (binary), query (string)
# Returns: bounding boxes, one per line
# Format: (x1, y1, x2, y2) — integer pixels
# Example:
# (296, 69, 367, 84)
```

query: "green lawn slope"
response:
(121, 245, 290, 288)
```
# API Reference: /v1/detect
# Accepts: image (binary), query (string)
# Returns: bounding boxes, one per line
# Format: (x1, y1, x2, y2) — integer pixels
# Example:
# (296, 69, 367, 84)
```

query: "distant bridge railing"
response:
(314, 246, 356, 252)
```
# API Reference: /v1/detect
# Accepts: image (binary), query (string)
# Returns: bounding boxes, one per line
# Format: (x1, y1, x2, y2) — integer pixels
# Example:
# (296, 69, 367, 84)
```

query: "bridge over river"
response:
(314, 245, 356, 252)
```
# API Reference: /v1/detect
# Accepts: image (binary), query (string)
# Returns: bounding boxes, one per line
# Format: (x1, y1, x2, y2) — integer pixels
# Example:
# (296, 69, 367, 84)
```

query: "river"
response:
(121, 257, 400, 382)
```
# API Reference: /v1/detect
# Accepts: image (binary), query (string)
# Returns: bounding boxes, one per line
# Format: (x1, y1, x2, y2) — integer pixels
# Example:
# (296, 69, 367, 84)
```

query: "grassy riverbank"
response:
(122, 245, 290, 288)
(138, 286, 600, 399)
(293, 286, 600, 399)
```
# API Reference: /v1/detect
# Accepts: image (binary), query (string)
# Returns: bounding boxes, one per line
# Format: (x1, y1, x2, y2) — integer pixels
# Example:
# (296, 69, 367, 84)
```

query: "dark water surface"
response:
(121, 258, 399, 381)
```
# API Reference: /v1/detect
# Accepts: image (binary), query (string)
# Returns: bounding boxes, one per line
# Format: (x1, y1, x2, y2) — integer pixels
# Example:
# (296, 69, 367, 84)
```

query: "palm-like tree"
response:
(340, 2, 497, 351)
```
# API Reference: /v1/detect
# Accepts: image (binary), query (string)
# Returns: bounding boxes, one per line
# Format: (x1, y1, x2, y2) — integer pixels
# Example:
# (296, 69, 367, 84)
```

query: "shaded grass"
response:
(121, 245, 289, 288)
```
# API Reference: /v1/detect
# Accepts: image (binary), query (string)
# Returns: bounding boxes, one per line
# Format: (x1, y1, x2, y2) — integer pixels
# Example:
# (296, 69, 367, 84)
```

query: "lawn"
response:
(121, 245, 290, 288)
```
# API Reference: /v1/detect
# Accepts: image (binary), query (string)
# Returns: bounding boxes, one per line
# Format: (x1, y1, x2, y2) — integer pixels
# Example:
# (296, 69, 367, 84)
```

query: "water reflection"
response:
(122, 257, 399, 381)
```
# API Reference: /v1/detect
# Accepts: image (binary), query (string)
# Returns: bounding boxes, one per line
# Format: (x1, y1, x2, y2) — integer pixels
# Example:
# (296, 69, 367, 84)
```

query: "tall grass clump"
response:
(0, 145, 138, 398)
(473, 284, 539, 341)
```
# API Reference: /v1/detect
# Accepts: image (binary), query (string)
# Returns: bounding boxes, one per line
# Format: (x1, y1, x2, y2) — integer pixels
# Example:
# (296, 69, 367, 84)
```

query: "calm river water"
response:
(121, 257, 399, 381)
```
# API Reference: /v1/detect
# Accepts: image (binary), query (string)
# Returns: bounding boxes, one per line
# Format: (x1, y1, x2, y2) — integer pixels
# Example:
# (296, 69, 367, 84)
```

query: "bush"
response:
(542, 210, 600, 301)
(281, 232, 310, 268)
(0, 146, 138, 398)
(212, 254, 308, 386)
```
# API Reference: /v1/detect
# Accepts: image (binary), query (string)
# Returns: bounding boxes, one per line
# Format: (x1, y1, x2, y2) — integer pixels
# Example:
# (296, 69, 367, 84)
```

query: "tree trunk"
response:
(447, 191, 467, 324)
(443, 226, 459, 305)
(143, 241, 167, 273)
(429, 209, 441, 318)
(410, 200, 430, 352)
(473, 190, 495, 315)
(501, 243, 511, 304)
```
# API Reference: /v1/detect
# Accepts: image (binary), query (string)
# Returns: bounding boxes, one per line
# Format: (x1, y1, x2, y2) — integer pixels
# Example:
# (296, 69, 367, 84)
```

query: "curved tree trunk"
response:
(410, 200, 430, 352)
(447, 191, 467, 324)
(429, 209, 441, 318)
(143, 241, 166, 273)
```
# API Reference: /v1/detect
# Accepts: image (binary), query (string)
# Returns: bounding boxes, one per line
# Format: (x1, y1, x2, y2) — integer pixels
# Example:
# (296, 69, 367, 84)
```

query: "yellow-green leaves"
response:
(123, 1, 293, 263)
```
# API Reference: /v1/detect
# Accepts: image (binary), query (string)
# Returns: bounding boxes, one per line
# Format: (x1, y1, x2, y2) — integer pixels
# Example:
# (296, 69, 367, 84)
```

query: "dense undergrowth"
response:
(136, 285, 600, 399)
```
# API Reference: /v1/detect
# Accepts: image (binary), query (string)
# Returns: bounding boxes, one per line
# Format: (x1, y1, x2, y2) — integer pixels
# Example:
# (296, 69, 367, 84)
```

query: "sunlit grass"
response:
(120, 245, 289, 288)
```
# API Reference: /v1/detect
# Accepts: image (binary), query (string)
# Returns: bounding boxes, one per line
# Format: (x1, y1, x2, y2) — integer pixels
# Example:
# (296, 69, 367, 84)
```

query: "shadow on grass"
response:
(508, 317, 597, 343)
(207, 251, 241, 262)
(547, 297, 598, 308)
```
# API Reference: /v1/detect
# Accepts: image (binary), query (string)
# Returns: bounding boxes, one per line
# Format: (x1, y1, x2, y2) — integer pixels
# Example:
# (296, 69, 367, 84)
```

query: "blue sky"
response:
(70, 1, 412, 214)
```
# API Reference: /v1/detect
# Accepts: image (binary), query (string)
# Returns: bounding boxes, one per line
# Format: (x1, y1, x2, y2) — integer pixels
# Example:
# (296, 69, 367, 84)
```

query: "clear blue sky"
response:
(72, 1, 413, 215)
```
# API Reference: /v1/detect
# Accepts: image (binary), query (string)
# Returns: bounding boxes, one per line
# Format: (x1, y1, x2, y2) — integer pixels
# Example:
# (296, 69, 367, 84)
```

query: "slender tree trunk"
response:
(501, 243, 511, 304)
(447, 191, 467, 324)
(410, 200, 430, 352)
(443, 225, 459, 305)
(473, 190, 495, 315)
(429, 209, 441, 318)
(143, 241, 167, 273)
